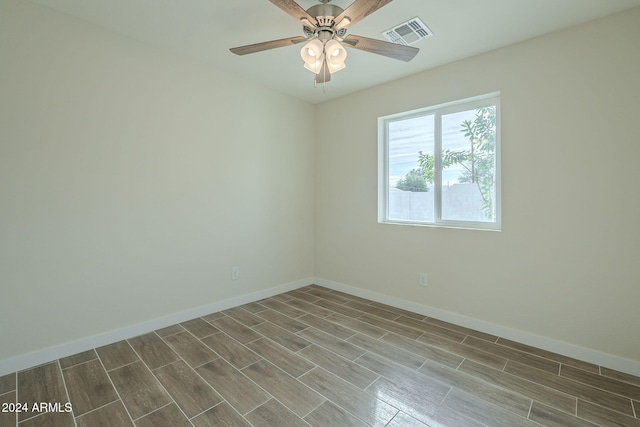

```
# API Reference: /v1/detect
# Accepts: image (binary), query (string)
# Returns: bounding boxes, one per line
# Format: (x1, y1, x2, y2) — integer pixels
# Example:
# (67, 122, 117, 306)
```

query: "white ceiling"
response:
(30, 0, 640, 104)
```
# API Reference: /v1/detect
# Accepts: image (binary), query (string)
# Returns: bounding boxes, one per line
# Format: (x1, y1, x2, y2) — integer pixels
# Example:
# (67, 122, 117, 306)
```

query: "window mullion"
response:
(434, 112, 442, 224)
(380, 120, 389, 222)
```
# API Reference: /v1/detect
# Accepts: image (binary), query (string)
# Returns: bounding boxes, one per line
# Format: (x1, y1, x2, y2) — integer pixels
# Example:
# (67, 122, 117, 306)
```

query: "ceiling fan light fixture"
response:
(229, 0, 419, 89)
(301, 39, 324, 66)
(324, 39, 347, 73)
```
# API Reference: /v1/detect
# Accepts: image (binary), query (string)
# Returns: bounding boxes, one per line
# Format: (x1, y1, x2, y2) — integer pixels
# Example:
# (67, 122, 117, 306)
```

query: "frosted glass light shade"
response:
(301, 40, 324, 67)
(325, 40, 347, 73)
(303, 59, 324, 73)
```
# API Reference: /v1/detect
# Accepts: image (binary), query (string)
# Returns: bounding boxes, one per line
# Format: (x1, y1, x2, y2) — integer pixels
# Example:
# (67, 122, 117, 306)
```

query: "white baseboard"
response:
(313, 277, 640, 377)
(0, 278, 313, 376)
(3, 276, 639, 377)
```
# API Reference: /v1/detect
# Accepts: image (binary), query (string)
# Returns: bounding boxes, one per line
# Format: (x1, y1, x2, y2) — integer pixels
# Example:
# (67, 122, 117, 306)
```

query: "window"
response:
(378, 93, 501, 230)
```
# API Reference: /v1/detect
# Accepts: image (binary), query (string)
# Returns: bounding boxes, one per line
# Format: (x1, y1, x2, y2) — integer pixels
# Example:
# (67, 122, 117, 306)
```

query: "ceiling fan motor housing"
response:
(304, 4, 347, 40)
(306, 3, 344, 19)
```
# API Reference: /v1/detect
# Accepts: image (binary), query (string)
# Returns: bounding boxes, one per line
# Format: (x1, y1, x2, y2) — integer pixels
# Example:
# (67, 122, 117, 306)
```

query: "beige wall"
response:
(315, 8, 640, 362)
(0, 0, 315, 361)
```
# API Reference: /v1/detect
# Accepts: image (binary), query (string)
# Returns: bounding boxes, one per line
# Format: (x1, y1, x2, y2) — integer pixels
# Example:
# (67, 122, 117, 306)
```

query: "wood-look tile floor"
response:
(2, 285, 639, 427)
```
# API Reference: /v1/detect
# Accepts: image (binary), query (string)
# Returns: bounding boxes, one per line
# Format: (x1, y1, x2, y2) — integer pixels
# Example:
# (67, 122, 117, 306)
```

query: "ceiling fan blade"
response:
(269, 0, 318, 26)
(335, 0, 393, 29)
(230, 36, 306, 55)
(344, 34, 419, 62)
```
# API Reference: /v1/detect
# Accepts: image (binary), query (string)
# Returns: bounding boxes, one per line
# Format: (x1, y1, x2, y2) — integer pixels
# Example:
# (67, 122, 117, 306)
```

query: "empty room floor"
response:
(1, 285, 639, 427)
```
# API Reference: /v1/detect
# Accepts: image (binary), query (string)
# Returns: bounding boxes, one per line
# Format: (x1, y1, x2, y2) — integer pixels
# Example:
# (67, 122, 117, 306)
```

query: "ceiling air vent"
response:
(382, 17, 432, 46)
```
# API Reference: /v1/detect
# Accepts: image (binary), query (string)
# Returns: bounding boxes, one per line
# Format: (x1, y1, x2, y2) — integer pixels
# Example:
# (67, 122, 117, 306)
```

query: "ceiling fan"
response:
(230, 0, 419, 85)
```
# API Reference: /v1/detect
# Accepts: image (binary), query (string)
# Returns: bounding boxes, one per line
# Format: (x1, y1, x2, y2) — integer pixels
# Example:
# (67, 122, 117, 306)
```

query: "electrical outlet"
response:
(231, 267, 239, 280)
(419, 272, 428, 287)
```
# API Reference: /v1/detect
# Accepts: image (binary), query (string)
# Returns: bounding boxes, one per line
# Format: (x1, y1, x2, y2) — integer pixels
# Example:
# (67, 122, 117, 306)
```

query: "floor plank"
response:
(418, 332, 508, 370)
(16, 411, 75, 427)
(304, 400, 368, 427)
(283, 298, 335, 319)
(324, 313, 388, 339)
(252, 321, 311, 352)
(96, 340, 139, 371)
(222, 307, 265, 327)
(297, 313, 357, 340)
(75, 400, 133, 427)
(379, 332, 464, 369)
(127, 333, 180, 370)
(246, 338, 316, 378)
(17, 362, 69, 422)
(441, 389, 539, 426)
(299, 367, 398, 426)
(210, 316, 262, 344)
(458, 359, 577, 414)
(393, 316, 467, 342)
(419, 360, 532, 417)
(0, 390, 17, 427)
(258, 298, 307, 318)
(108, 361, 172, 420)
(355, 351, 450, 402)
(179, 318, 219, 339)
(0, 373, 15, 394)
(196, 358, 270, 415)
(62, 359, 118, 416)
(242, 360, 325, 418)
(497, 337, 600, 373)
(244, 399, 309, 427)
(463, 335, 560, 374)
(529, 401, 600, 427)
(298, 344, 379, 389)
(192, 402, 251, 427)
(134, 403, 191, 427)
(347, 333, 426, 370)
(162, 331, 218, 368)
(58, 350, 97, 370)
(386, 412, 430, 427)
(256, 309, 309, 333)
(298, 327, 366, 361)
(356, 313, 423, 339)
(153, 360, 222, 418)
(201, 332, 261, 369)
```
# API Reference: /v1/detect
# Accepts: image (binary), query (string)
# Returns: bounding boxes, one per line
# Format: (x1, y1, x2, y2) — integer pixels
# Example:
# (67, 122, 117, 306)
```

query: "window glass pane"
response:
(387, 115, 434, 222)
(440, 106, 497, 222)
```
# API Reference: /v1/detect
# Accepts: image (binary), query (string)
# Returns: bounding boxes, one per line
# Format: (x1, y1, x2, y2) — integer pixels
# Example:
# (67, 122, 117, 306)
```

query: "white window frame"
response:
(378, 93, 501, 231)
